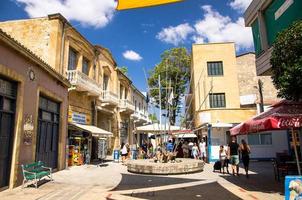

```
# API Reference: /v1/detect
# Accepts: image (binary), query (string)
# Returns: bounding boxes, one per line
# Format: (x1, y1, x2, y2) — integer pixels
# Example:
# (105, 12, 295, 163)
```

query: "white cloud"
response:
(156, 5, 253, 51)
(229, 0, 252, 13)
(193, 5, 253, 50)
(156, 23, 194, 46)
(16, 0, 116, 28)
(123, 50, 142, 61)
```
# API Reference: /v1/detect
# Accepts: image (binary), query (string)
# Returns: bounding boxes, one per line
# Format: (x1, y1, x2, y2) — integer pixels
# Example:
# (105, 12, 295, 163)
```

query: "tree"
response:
(118, 66, 128, 75)
(148, 113, 158, 123)
(271, 20, 302, 101)
(148, 47, 191, 125)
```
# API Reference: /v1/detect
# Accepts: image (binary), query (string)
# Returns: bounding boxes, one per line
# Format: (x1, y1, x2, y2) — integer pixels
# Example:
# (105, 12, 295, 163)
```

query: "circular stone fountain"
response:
(127, 159, 205, 175)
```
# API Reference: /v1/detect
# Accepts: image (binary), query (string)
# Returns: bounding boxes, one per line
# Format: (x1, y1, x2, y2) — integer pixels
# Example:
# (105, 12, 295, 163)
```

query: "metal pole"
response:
(258, 79, 264, 113)
(292, 128, 301, 175)
(159, 75, 162, 140)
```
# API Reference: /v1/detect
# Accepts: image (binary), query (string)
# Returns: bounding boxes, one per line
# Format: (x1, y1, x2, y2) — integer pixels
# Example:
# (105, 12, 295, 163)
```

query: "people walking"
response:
(188, 140, 194, 158)
(176, 142, 184, 158)
(199, 138, 207, 161)
(228, 136, 240, 176)
(121, 143, 128, 164)
(240, 139, 251, 178)
(219, 145, 228, 174)
(166, 139, 174, 152)
(192, 143, 199, 159)
(182, 141, 189, 158)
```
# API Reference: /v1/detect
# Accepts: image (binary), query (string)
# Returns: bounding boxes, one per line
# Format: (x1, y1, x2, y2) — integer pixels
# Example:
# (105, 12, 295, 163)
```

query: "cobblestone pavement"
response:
(0, 160, 284, 200)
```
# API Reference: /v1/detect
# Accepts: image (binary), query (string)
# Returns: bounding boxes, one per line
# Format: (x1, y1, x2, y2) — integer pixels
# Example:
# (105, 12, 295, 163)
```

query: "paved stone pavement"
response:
(0, 160, 284, 200)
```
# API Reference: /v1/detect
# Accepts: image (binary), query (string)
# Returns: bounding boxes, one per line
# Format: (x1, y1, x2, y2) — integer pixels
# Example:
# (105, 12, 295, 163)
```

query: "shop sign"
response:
(72, 112, 87, 124)
(23, 115, 34, 145)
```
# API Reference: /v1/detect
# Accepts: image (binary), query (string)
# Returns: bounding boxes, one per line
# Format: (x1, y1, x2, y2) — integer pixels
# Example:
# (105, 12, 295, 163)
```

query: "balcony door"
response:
(103, 75, 109, 91)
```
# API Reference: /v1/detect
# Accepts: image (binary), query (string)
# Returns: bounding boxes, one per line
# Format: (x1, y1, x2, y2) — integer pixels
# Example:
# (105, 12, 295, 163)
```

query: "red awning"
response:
(230, 100, 302, 135)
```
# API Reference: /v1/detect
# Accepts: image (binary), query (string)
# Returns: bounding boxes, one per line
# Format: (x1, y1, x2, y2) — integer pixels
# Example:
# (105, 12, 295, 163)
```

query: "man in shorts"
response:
(228, 136, 240, 176)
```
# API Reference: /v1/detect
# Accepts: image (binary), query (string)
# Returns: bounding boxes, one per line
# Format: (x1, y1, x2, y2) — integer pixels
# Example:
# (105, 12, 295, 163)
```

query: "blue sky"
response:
(0, 0, 254, 124)
(0, 0, 254, 92)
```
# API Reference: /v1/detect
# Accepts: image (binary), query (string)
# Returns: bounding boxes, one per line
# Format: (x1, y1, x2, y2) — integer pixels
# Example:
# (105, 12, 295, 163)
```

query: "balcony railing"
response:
(66, 70, 101, 96)
(131, 110, 150, 122)
(119, 99, 135, 112)
(101, 90, 119, 105)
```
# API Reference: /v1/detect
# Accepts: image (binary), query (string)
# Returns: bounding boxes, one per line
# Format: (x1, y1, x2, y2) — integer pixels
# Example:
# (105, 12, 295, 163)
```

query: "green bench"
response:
(21, 161, 53, 188)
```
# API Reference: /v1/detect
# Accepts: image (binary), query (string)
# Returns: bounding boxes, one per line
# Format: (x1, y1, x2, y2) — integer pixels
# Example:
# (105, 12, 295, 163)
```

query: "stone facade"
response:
(0, 14, 149, 156)
(236, 52, 279, 106)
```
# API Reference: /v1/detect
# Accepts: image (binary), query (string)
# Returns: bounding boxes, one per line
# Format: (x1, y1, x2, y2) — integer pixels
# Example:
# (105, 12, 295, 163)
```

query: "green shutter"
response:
(264, 0, 302, 46)
(251, 19, 262, 56)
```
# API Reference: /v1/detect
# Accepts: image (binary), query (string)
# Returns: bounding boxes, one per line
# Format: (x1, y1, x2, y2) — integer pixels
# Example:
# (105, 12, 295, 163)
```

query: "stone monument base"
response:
(127, 159, 204, 175)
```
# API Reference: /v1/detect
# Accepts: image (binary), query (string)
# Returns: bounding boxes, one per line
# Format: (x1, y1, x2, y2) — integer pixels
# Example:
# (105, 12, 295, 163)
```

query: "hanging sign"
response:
(23, 115, 34, 145)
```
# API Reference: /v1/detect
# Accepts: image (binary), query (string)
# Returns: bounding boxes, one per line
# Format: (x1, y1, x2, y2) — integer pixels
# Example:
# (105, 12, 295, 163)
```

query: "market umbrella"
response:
(230, 100, 302, 174)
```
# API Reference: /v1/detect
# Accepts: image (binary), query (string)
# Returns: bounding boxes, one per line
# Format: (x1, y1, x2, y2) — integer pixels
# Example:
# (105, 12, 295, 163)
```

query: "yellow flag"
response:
(116, 0, 184, 10)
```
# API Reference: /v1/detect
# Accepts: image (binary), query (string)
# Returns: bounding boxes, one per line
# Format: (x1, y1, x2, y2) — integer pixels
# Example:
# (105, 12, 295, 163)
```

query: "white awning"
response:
(69, 123, 113, 137)
(176, 133, 197, 138)
(211, 123, 234, 128)
(136, 123, 183, 133)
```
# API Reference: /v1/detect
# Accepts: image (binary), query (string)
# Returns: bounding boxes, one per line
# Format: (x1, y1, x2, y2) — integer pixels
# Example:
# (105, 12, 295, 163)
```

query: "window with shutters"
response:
(209, 93, 226, 108)
(207, 61, 224, 76)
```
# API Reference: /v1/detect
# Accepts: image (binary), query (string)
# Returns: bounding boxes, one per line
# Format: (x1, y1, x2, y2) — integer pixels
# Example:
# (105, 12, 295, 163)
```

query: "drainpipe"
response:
(207, 124, 212, 163)
(60, 22, 66, 75)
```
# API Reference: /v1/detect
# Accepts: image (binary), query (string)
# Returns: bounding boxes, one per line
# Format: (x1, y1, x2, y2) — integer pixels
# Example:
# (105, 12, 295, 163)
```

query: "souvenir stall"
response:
(68, 123, 113, 166)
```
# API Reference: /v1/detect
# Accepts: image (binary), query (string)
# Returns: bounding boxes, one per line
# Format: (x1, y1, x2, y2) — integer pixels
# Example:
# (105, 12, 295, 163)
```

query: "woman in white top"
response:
(121, 143, 128, 164)
(192, 143, 199, 160)
(219, 145, 228, 174)
(199, 139, 206, 161)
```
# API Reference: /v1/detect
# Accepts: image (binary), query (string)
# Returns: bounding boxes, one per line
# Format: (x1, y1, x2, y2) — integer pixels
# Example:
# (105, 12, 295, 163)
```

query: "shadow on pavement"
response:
(123, 182, 241, 200)
(90, 159, 112, 167)
(219, 161, 284, 195)
(112, 173, 202, 191)
(26, 179, 52, 188)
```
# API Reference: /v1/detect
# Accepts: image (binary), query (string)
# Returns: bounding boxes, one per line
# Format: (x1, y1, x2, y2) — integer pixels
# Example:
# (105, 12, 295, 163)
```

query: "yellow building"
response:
(187, 43, 262, 162)
(0, 13, 149, 163)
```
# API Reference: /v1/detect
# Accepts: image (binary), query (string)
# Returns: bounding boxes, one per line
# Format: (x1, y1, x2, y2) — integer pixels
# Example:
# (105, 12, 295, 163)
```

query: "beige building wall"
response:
(191, 43, 256, 128)
(0, 17, 63, 72)
(192, 43, 240, 111)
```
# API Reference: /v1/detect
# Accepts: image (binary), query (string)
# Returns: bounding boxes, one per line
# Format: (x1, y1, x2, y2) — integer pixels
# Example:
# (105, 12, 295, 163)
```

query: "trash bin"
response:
(113, 149, 120, 162)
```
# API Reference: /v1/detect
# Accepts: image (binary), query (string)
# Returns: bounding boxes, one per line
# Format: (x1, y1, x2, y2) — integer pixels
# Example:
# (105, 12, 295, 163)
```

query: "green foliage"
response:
(118, 66, 128, 75)
(148, 113, 158, 123)
(271, 20, 302, 101)
(148, 47, 191, 124)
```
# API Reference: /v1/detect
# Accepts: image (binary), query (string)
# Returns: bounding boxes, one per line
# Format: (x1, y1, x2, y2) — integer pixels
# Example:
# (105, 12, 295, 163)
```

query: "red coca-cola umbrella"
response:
(230, 100, 302, 135)
(230, 100, 302, 174)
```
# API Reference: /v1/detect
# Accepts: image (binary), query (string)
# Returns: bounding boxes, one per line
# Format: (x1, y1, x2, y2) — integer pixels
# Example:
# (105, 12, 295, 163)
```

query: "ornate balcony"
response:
(119, 99, 135, 113)
(66, 70, 101, 96)
(131, 110, 150, 123)
(100, 90, 119, 106)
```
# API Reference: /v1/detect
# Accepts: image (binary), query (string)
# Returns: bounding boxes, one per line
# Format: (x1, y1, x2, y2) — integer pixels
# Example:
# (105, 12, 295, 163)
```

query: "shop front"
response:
(68, 111, 113, 166)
